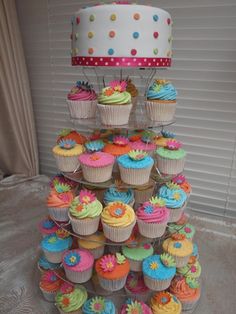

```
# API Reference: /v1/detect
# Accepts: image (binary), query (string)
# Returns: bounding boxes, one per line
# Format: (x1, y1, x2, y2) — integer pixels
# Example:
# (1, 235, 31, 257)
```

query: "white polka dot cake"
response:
(71, 3, 172, 67)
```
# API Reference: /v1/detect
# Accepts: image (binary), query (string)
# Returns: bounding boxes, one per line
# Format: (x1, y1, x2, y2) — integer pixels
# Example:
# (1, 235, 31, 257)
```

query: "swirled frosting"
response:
(170, 276, 200, 302)
(120, 299, 152, 314)
(62, 249, 94, 271)
(162, 237, 193, 257)
(150, 292, 182, 314)
(142, 255, 176, 280)
(67, 85, 97, 101)
(117, 154, 154, 169)
(147, 80, 177, 101)
(79, 152, 115, 167)
(122, 243, 154, 261)
(56, 284, 87, 312)
(41, 234, 72, 252)
(78, 232, 106, 250)
(39, 270, 62, 292)
(104, 187, 134, 205)
(69, 196, 103, 219)
(38, 255, 61, 270)
(158, 185, 187, 209)
(82, 297, 116, 314)
(136, 202, 169, 224)
(47, 189, 74, 208)
(125, 272, 149, 294)
(126, 79, 138, 97)
(101, 202, 136, 227)
(98, 88, 131, 105)
(52, 143, 84, 157)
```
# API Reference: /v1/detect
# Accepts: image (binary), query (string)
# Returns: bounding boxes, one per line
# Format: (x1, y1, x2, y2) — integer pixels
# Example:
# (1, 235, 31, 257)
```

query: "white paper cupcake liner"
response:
(127, 258, 143, 272)
(56, 305, 82, 314)
(124, 287, 150, 303)
(53, 154, 80, 173)
(43, 249, 65, 263)
(40, 288, 57, 302)
(98, 275, 128, 291)
(168, 202, 187, 223)
(48, 206, 69, 222)
(143, 275, 172, 291)
(134, 185, 155, 205)
(92, 278, 113, 296)
(64, 266, 93, 283)
(131, 96, 138, 113)
(67, 99, 97, 119)
(102, 220, 136, 243)
(145, 100, 176, 122)
(81, 163, 114, 183)
(69, 214, 100, 236)
(88, 245, 105, 260)
(173, 254, 191, 268)
(137, 219, 167, 238)
(97, 103, 132, 126)
(118, 165, 153, 186)
(156, 155, 185, 176)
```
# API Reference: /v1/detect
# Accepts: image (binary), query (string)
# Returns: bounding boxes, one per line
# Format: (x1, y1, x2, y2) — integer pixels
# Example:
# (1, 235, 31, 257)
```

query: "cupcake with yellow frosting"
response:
(97, 80, 132, 125)
(126, 79, 139, 112)
(69, 189, 103, 236)
(150, 291, 182, 314)
(56, 282, 87, 314)
(52, 139, 84, 173)
(162, 234, 193, 268)
(101, 202, 136, 242)
(78, 232, 106, 259)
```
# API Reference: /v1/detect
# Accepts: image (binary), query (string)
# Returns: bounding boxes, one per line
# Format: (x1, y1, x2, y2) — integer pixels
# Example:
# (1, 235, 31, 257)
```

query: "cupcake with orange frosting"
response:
(95, 253, 130, 291)
(101, 202, 136, 242)
(125, 272, 150, 303)
(150, 291, 182, 314)
(126, 79, 139, 111)
(172, 174, 192, 196)
(79, 152, 115, 183)
(47, 183, 74, 222)
(57, 129, 87, 145)
(39, 270, 63, 302)
(170, 275, 201, 311)
(78, 232, 106, 260)
(68, 189, 103, 236)
(136, 197, 170, 238)
(162, 234, 193, 268)
(120, 299, 152, 314)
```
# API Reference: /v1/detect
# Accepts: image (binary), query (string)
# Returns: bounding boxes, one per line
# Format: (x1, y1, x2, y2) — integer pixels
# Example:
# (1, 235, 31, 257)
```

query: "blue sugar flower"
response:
(64, 251, 81, 266)
(161, 130, 175, 138)
(144, 204, 154, 214)
(42, 220, 55, 229)
(58, 139, 76, 150)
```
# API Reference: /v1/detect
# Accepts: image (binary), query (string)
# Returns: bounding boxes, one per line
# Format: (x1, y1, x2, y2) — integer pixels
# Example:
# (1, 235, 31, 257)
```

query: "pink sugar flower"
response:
(109, 80, 127, 92)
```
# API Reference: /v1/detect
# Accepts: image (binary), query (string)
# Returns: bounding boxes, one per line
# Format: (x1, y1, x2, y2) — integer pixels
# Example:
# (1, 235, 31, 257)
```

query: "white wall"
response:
(16, 0, 236, 218)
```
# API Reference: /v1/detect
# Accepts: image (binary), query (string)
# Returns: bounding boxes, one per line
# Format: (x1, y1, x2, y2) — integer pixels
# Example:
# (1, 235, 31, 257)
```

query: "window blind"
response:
(16, 0, 236, 218)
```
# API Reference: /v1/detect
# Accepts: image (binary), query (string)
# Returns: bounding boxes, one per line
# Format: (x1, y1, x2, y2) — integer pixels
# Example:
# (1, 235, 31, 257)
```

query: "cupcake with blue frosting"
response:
(142, 253, 176, 291)
(82, 296, 116, 314)
(117, 150, 154, 186)
(145, 79, 177, 122)
(158, 182, 187, 222)
(104, 186, 134, 207)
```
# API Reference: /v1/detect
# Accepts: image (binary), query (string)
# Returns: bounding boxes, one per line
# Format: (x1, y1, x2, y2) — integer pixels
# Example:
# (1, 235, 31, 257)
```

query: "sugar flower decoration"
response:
(76, 81, 92, 90)
(141, 131, 154, 144)
(113, 135, 129, 146)
(60, 282, 74, 294)
(149, 196, 166, 207)
(108, 202, 127, 218)
(85, 140, 104, 152)
(56, 229, 70, 239)
(90, 297, 105, 313)
(109, 80, 127, 92)
(189, 256, 197, 265)
(58, 139, 76, 150)
(166, 140, 182, 150)
(172, 174, 186, 184)
(172, 233, 186, 241)
(154, 292, 171, 305)
(160, 253, 176, 268)
(64, 251, 81, 266)
(54, 183, 71, 193)
(128, 150, 147, 161)
(42, 219, 55, 229)
(126, 300, 143, 314)
(143, 243, 151, 250)
(104, 88, 114, 96)
(143, 203, 154, 214)
(45, 270, 58, 282)
(100, 255, 117, 272)
(166, 182, 179, 190)
(116, 253, 126, 264)
(186, 277, 199, 289)
(129, 134, 142, 142)
(48, 235, 57, 243)
(79, 189, 96, 204)
(90, 153, 101, 161)
(161, 130, 175, 138)
(150, 261, 159, 270)
(58, 128, 72, 137)
(62, 297, 70, 307)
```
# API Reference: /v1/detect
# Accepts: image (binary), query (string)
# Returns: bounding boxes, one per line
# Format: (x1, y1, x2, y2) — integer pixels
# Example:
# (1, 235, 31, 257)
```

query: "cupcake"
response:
(97, 80, 132, 125)
(156, 140, 186, 175)
(79, 152, 115, 183)
(95, 253, 130, 291)
(41, 231, 72, 263)
(57, 129, 87, 145)
(168, 223, 196, 240)
(117, 150, 154, 186)
(104, 186, 134, 207)
(172, 174, 192, 196)
(47, 183, 74, 222)
(158, 182, 187, 222)
(38, 254, 62, 273)
(69, 190, 103, 235)
(82, 296, 116, 314)
(91, 273, 112, 296)
(142, 253, 176, 291)
(150, 291, 182, 314)
(129, 133, 156, 157)
(162, 234, 193, 267)
(38, 217, 59, 237)
(67, 81, 97, 119)
(133, 179, 156, 205)
(126, 79, 139, 111)
(170, 275, 201, 311)
(101, 202, 136, 242)
(145, 79, 177, 122)
(39, 270, 63, 302)
(53, 139, 84, 173)
(120, 299, 152, 314)
(50, 173, 79, 193)
(56, 282, 87, 314)
(177, 259, 201, 279)
(62, 249, 94, 283)
(136, 197, 169, 238)
(82, 184, 107, 204)
(153, 130, 176, 148)
(125, 272, 150, 303)
(78, 232, 106, 260)
(122, 243, 154, 272)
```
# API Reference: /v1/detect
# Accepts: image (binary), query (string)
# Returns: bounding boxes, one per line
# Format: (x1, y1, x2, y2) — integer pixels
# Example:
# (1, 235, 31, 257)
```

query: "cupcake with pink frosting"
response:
(125, 272, 150, 303)
(67, 81, 97, 119)
(120, 299, 152, 314)
(130, 132, 156, 156)
(38, 217, 60, 237)
(136, 197, 170, 238)
(62, 249, 94, 283)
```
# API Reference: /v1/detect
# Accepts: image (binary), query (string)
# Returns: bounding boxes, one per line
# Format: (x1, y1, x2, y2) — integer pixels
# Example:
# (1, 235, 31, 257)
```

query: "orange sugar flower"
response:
(154, 291, 171, 305)
(108, 202, 127, 218)
(90, 154, 101, 161)
(104, 88, 114, 96)
(62, 297, 70, 307)
(172, 233, 186, 241)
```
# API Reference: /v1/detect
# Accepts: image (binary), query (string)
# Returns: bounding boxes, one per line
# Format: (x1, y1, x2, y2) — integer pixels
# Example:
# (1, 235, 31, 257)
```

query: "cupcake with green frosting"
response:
(69, 189, 103, 236)
(177, 260, 202, 279)
(97, 80, 132, 125)
(56, 282, 87, 314)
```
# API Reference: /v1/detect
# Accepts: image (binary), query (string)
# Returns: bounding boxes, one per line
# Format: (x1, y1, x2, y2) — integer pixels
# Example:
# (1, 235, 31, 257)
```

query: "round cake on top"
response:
(71, 3, 172, 68)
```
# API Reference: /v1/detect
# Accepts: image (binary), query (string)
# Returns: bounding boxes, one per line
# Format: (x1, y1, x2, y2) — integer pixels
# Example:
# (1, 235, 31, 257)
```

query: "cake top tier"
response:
(71, 3, 172, 68)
